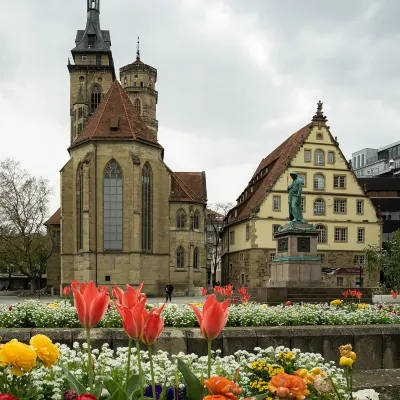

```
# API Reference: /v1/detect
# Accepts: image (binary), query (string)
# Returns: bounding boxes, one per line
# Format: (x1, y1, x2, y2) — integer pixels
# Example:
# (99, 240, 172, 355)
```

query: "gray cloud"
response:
(0, 0, 400, 212)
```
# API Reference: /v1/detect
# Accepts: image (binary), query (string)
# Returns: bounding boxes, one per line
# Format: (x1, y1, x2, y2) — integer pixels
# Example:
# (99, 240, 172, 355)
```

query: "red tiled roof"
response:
(170, 172, 207, 203)
(45, 208, 61, 226)
(71, 80, 161, 149)
(228, 124, 311, 223)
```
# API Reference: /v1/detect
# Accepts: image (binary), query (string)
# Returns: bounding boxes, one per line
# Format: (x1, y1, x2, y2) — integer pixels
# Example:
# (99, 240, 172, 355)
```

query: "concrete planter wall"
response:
(373, 295, 400, 304)
(1, 325, 399, 371)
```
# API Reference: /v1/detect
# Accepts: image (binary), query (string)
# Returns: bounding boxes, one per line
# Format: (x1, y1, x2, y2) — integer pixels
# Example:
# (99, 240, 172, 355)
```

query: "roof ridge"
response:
(90, 80, 116, 139)
(174, 172, 204, 201)
(171, 172, 196, 201)
(118, 83, 137, 140)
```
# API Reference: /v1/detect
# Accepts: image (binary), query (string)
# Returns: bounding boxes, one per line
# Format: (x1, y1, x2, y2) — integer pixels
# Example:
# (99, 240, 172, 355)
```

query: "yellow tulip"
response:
(330, 299, 343, 306)
(310, 367, 325, 377)
(339, 356, 354, 368)
(0, 339, 36, 376)
(350, 351, 357, 361)
(30, 334, 60, 368)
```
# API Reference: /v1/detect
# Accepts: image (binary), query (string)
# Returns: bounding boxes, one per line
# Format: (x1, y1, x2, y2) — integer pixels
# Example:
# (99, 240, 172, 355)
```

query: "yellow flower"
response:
(30, 334, 60, 368)
(357, 303, 368, 310)
(350, 351, 357, 361)
(47, 303, 59, 308)
(310, 367, 325, 377)
(339, 356, 354, 368)
(330, 299, 343, 306)
(0, 339, 36, 376)
(294, 368, 315, 384)
(339, 344, 353, 358)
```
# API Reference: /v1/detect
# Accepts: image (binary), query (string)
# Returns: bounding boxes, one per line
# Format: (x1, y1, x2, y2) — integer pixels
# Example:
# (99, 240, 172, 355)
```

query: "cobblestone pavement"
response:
(0, 295, 206, 306)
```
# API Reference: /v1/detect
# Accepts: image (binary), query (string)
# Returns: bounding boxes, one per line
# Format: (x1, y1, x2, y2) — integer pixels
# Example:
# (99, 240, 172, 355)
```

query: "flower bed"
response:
(0, 341, 378, 400)
(0, 300, 399, 329)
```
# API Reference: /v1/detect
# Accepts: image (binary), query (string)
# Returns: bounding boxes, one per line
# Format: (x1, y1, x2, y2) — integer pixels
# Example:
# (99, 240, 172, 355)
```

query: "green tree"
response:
(365, 229, 400, 291)
(0, 159, 53, 293)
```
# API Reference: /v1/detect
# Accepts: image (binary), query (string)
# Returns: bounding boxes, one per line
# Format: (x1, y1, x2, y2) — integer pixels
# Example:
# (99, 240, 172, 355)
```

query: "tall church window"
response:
(91, 86, 101, 113)
(104, 160, 123, 250)
(76, 164, 84, 250)
(194, 210, 200, 230)
(134, 98, 141, 115)
(176, 209, 186, 229)
(141, 163, 152, 251)
(193, 247, 199, 270)
(176, 246, 185, 269)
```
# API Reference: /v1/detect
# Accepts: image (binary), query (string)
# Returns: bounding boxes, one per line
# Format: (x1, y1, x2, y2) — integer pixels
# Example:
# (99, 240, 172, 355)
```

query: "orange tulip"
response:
(115, 297, 147, 340)
(205, 376, 242, 400)
(203, 396, 229, 400)
(71, 281, 109, 328)
(269, 373, 309, 400)
(113, 283, 145, 310)
(189, 295, 230, 340)
(141, 302, 166, 345)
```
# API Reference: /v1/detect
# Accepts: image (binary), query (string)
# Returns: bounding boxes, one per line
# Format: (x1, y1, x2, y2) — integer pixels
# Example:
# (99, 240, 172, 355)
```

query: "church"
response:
(45, 0, 207, 295)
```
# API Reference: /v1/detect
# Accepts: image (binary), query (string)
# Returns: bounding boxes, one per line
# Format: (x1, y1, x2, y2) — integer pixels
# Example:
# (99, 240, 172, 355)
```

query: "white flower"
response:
(353, 389, 380, 400)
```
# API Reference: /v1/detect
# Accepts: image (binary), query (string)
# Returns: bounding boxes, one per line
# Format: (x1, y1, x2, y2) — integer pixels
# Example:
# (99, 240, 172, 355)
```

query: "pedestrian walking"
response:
(165, 282, 174, 302)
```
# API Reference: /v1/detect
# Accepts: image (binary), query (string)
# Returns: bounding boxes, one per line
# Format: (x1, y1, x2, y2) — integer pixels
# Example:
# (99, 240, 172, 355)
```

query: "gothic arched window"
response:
(193, 247, 199, 270)
(314, 199, 326, 215)
(314, 149, 325, 165)
(313, 174, 325, 190)
(194, 210, 200, 230)
(316, 224, 327, 243)
(142, 163, 152, 251)
(76, 164, 84, 250)
(176, 246, 185, 269)
(134, 98, 141, 115)
(91, 85, 101, 113)
(176, 209, 186, 229)
(104, 160, 123, 250)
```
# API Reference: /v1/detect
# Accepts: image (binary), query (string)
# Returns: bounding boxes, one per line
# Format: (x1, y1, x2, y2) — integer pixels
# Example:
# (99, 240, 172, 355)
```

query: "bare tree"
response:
(206, 202, 233, 283)
(0, 159, 53, 293)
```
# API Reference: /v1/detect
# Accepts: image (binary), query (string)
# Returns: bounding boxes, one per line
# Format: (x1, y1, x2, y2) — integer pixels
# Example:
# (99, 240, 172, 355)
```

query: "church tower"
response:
(68, 0, 116, 144)
(120, 39, 159, 138)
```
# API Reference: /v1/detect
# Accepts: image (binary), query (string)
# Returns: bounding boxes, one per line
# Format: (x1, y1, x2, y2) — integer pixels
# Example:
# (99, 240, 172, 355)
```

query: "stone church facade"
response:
(45, 0, 207, 295)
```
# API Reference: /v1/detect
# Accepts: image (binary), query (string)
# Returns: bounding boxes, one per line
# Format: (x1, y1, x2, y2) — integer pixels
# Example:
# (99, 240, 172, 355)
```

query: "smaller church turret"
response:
(67, 0, 116, 144)
(120, 38, 159, 138)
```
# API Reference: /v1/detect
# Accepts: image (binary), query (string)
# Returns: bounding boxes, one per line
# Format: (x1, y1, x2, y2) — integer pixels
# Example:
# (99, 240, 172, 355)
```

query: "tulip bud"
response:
(64, 389, 77, 400)
(233, 368, 240, 382)
(200, 375, 204, 387)
(276, 386, 290, 398)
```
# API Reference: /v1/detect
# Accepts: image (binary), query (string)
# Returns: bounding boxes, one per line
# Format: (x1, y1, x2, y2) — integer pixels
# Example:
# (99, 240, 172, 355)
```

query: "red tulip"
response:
(201, 287, 208, 296)
(392, 290, 398, 299)
(225, 284, 233, 297)
(63, 287, 71, 296)
(115, 297, 147, 340)
(141, 303, 166, 345)
(342, 290, 349, 297)
(214, 285, 221, 294)
(0, 395, 18, 400)
(113, 283, 145, 310)
(356, 291, 362, 299)
(350, 289, 357, 297)
(71, 280, 79, 289)
(189, 294, 230, 340)
(76, 395, 97, 400)
(8, 306, 12, 311)
(71, 281, 109, 329)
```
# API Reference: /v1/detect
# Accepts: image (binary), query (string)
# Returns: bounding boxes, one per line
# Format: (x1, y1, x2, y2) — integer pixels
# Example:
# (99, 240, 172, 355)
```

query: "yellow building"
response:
(45, 0, 207, 295)
(221, 102, 382, 289)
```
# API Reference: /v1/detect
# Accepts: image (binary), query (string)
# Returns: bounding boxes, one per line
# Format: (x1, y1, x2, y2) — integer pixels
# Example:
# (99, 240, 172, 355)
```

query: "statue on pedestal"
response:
(288, 171, 305, 223)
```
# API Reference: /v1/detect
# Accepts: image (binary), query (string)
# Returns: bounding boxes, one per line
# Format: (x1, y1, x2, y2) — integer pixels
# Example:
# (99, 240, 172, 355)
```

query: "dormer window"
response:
(88, 35, 96, 48)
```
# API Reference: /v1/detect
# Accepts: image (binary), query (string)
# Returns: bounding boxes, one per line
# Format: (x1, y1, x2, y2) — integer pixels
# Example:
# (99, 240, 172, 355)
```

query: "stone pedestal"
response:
(263, 223, 326, 303)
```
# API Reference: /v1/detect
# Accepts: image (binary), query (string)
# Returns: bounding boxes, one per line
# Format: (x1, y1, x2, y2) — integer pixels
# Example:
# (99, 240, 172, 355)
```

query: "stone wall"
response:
(3, 325, 399, 371)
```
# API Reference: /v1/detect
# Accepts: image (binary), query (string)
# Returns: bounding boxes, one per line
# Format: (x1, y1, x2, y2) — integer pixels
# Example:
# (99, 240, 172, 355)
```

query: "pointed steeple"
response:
(311, 100, 328, 128)
(136, 36, 140, 61)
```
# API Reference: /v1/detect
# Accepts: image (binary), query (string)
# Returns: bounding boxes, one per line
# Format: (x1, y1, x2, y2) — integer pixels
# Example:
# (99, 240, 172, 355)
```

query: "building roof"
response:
(358, 177, 400, 192)
(227, 124, 310, 223)
(368, 197, 400, 213)
(70, 80, 162, 149)
(170, 172, 207, 203)
(44, 208, 61, 226)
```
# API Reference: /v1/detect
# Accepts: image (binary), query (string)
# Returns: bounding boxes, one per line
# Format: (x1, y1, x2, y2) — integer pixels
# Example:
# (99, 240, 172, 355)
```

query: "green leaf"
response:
(125, 374, 140, 397)
(101, 376, 129, 400)
(177, 358, 201, 400)
(62, 366, 87, 395)
(94, 377, 104, 399)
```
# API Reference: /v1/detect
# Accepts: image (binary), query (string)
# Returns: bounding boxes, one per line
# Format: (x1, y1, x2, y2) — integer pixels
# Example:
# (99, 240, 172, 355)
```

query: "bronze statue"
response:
(288, 171, 305, 223)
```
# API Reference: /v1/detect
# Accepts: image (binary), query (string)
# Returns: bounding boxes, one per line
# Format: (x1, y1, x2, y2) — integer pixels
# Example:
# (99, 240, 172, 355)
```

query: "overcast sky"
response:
(1, 0, 400, 215)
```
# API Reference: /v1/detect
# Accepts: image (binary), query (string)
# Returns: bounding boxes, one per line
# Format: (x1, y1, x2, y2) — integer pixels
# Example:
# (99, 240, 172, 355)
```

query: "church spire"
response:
(136, 36, 140, 61)
(311, 100, 328, 128)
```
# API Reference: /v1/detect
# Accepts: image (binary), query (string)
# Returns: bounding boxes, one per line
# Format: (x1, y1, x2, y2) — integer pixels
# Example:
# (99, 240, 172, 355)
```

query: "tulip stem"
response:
(136, 340, 144, 400)
(148, 345, 156, 400)
(125, 337, 132, 392)
(207, 340, 212, 379)
(86, 327, 94, 394)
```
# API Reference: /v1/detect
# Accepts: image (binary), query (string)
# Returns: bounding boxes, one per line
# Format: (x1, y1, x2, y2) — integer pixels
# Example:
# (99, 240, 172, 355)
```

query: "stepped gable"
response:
(170, 172, 207, 203)
(44, 208, 61, 226)
(71, 80, 161, 148)
(229, 124, 311, 223)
